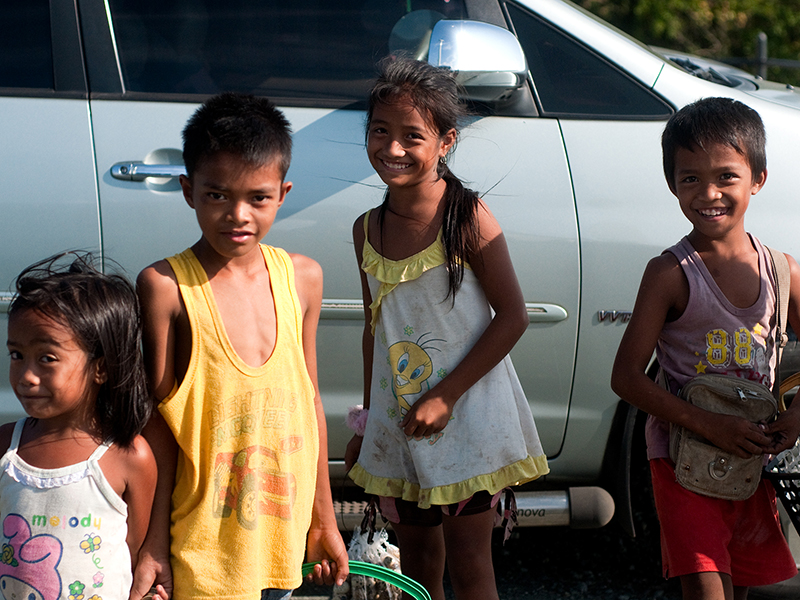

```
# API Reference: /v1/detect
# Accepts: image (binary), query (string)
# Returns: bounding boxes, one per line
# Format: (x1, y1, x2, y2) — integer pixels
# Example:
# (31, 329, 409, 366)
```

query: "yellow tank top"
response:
(161, 246, 318, 598)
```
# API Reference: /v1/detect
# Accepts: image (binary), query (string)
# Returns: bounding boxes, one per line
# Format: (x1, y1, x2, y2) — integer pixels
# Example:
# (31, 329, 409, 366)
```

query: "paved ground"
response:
(295, 520, 683, 599)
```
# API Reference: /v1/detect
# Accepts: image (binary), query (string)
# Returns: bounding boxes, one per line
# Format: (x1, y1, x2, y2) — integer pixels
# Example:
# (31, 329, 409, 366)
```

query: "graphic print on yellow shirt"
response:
(211, 440, 301, 528)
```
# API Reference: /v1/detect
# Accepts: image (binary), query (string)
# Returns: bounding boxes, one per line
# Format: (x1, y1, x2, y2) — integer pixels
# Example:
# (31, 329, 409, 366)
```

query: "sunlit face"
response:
(671, 142, 766, 241)
(181, 152, 292, 260)
(7, 309, 103, 425)
(367, 100, 455, 192)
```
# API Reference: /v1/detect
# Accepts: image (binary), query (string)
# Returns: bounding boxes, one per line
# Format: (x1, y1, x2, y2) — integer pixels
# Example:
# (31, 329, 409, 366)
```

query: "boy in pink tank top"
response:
(612, 97, 800, 599)
(132, 93, 347, 599)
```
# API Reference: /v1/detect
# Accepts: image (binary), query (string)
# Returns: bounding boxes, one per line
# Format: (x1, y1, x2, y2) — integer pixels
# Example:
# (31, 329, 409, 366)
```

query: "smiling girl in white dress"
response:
(345, 58, 548, 600)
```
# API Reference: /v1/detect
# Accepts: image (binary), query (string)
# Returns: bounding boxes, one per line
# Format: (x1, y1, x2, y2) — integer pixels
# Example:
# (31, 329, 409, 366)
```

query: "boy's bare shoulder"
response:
(288, 252, 322, 281)
(136, 259, 181, 313)
(645, 250, 682, 277)
(288, 252, 323, 309)
(783, 251, 800, 273)
(783, 251, 800, 293)
(642, 251, 685, 291)
(639, 250, 689, 313)
(137, 258, 177, 287)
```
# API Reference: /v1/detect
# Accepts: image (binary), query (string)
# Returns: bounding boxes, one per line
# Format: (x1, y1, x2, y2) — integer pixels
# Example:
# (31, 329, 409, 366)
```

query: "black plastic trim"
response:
(51, 0, 87, 93)
(88, 91, 369, 111)
(542, 112, 672, 121)
(76, 0, 124, 94)
(0, 88, 87, 99)
(464, 0, 507, 28)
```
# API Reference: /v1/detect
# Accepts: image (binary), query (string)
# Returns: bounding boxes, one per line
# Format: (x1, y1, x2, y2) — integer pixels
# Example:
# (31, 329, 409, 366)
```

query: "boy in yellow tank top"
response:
(132, 93, 348, 600)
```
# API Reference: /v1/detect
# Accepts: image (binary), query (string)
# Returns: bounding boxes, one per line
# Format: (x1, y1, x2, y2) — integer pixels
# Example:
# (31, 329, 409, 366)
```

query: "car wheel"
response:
(237, 473, 258, 530)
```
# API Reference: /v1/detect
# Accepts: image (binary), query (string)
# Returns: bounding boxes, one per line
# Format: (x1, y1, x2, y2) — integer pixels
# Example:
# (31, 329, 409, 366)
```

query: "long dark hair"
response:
(368, 57, 481, 300)
(8, 253, 150, 447)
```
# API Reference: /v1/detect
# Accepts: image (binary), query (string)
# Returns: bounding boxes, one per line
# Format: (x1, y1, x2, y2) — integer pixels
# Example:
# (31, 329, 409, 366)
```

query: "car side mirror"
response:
(427, 20, 528, 102)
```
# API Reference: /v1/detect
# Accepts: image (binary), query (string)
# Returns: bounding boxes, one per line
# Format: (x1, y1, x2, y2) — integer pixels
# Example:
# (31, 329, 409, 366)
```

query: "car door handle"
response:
(110, 162, 186, 181)
(526, 303, 568, 323)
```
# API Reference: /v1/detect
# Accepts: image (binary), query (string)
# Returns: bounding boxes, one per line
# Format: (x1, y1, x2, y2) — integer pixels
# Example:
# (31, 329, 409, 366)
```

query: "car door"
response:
(82, 0, 578, 459)
(504, 0, 680, 474)
(0, 1, 101, 419)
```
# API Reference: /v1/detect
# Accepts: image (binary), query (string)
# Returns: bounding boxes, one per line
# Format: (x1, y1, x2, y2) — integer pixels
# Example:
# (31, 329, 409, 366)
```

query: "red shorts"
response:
(650, 457, 797, 586)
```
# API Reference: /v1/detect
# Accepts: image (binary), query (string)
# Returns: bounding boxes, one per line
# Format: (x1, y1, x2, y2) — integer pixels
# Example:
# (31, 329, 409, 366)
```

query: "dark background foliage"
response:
(575, 0, 800, 84)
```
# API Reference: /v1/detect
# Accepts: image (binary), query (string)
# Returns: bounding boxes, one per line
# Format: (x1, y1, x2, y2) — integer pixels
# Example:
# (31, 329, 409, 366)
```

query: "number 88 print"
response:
(705, 327, 762, 369)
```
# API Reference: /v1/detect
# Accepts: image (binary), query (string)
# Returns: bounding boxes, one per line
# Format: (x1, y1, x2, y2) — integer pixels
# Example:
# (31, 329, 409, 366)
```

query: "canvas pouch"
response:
(669, 374, 777, 501)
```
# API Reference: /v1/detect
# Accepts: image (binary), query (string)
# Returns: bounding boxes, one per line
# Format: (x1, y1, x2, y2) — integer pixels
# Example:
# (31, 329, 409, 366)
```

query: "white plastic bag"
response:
(332, 526, 401, 600)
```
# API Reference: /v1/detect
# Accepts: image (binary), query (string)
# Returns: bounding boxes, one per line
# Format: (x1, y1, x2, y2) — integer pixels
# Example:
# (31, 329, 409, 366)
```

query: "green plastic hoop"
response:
(301, 560, 432, 600)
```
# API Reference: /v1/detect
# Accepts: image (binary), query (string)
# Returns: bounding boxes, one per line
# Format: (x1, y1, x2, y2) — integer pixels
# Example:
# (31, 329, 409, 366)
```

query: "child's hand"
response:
(697, 412, 773, 458)
(306, 526, 349, 586)
(344, 434, 363, 470)
(762, 409, 800, 454)
(400, 393, 454, 439)
(129, 551, 172, 600)
(139, 586, 170, 600)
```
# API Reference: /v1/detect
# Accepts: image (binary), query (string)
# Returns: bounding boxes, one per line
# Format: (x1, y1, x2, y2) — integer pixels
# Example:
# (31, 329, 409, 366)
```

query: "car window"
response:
(108, 0, 466, 104)
(0, 0, 53, 90)
(505, 2, 672, 119)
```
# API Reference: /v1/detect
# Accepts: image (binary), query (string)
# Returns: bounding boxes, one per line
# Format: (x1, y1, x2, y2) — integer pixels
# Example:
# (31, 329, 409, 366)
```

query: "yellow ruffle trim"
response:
(361, 230, 447, 334)
(349, 454, 549, 509)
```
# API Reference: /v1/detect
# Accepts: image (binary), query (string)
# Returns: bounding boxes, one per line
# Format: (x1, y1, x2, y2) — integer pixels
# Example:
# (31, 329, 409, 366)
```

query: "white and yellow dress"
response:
(349, 212, 548, 509)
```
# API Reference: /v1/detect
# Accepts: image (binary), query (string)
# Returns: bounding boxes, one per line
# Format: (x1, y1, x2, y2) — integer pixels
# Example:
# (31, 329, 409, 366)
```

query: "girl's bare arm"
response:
(345, 213, 374, 468)
(119, 436, 158, 567)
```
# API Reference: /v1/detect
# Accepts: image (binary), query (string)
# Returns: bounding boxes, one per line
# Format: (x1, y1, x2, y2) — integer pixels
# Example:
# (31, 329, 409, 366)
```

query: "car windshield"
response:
(650, 47, 759, 90)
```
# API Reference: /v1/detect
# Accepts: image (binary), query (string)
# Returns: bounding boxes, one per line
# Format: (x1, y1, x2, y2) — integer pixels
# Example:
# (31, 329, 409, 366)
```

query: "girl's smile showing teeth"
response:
(367, 100, 454, 191)
(382, 160, 410, 171)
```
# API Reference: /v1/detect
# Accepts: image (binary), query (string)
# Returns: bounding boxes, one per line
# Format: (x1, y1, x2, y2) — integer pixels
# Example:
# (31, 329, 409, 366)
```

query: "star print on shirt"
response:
(753, 323, 763, 336)
(695, 361, 707, 374)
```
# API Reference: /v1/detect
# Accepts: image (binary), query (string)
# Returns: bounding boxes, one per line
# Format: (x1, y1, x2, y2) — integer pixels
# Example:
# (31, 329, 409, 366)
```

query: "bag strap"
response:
(768, 246, 790, 357)
(767, 246, 791, 404)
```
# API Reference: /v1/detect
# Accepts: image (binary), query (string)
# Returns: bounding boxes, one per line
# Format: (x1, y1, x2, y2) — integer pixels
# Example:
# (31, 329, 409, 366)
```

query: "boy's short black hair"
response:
(182, 92, 292, 179)
(662, 97, 766, 189)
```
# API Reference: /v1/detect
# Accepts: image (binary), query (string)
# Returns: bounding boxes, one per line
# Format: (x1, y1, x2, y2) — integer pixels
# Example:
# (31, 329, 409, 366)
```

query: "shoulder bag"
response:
(667, 246, 790, 501)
